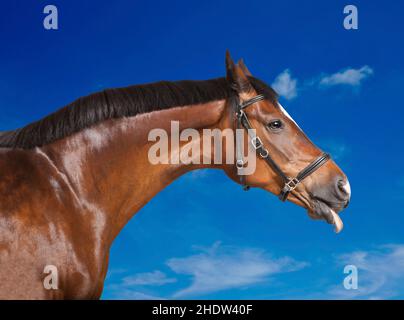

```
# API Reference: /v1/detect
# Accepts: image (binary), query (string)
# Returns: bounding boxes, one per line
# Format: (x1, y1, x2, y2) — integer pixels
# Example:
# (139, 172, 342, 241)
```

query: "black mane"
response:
(0, 77, 277, 149)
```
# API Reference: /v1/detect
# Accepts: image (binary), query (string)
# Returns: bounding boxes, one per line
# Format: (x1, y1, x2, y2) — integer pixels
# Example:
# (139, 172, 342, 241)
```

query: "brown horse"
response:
(0, 52, 350, 299)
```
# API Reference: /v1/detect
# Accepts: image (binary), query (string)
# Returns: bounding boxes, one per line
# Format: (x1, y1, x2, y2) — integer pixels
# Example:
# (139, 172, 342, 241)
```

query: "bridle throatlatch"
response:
(234, 94, 331, 202)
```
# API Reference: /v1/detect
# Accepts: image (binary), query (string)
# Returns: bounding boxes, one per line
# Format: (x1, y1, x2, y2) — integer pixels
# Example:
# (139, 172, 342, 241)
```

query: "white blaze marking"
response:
(278, 102, 301, 130)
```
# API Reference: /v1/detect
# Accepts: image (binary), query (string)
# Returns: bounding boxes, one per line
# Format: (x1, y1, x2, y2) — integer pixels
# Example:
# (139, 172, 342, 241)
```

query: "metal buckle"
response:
(251, 137, 263, 150)
(259, 148, 269, 158)
(236, 159, 244, 169)
(236, 109, 244, 119)
(284, 178, 300, 192)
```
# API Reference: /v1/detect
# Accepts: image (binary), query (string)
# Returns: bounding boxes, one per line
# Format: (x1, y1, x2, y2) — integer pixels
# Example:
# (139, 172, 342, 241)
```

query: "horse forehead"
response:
(277, 102, 301, 130)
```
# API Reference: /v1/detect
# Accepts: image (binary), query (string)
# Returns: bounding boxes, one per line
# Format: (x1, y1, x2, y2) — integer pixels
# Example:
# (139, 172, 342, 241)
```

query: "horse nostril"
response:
(337, 180, 346, 193)
(337, 179, 351, 200)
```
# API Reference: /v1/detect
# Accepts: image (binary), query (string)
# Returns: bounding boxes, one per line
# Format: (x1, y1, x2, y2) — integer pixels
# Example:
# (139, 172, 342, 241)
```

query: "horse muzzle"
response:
(308, 177, 351, 233)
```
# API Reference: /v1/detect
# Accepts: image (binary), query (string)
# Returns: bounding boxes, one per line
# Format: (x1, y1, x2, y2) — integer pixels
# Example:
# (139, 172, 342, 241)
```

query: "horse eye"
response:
(267, 120, 283, 131)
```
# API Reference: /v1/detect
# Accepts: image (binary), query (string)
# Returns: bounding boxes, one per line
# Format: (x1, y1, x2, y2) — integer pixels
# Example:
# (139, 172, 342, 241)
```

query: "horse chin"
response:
(308, 199, 344, 234)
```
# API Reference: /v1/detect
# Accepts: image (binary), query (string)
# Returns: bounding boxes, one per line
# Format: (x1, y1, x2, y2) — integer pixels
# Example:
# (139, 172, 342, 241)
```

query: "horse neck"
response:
(41, 99, 227, 242)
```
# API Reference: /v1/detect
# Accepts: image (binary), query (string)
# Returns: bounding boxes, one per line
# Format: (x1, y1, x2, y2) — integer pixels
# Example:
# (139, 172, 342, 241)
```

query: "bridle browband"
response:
(234, 94, 331, 202)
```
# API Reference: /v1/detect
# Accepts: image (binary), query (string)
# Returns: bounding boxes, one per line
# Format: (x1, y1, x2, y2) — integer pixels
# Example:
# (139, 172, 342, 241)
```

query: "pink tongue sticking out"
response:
(330, 209, 344, 233)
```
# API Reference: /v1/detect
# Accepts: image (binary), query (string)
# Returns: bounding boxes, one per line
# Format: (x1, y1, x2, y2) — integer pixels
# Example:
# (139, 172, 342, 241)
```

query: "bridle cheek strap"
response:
(235, 94, 331, 202)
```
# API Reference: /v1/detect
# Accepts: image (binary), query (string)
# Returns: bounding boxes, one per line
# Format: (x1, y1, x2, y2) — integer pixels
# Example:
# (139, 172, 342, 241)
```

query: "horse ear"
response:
(225, 50, 253, 93)
(225, 50, 236, 81)
(237, 59, 253, 77)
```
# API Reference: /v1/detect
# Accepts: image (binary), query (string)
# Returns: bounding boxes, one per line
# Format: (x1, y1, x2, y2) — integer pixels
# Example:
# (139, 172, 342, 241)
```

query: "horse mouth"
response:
(309, 198, 344, 234)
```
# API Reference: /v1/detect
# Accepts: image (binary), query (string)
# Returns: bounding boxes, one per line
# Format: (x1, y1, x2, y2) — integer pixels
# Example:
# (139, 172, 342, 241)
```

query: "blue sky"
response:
(1, 1, 404, 299)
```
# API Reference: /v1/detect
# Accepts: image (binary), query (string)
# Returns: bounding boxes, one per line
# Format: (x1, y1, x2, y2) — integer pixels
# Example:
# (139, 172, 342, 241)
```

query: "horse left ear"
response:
(225, 50, 253, 93)
(237, 59, 253, 77)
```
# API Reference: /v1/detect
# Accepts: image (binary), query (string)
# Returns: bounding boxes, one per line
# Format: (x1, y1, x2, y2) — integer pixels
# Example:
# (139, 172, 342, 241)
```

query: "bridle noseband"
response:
(234, 94, 330, 201)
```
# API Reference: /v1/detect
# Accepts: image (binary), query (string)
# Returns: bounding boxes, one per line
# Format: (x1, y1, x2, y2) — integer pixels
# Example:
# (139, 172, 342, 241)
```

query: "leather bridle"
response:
(234, 94, 331, 201)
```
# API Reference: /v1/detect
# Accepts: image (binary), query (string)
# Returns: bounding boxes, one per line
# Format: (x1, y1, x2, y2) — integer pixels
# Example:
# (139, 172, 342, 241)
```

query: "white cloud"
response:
(272, 69, 298, 100)
(319, 66, 373, 87)
(269, 65, 373, 100)
(121, 270, 176, 286)
(105, 270, 175, 300)
(105, 268, 128, 281)
(328, 244, 404, 299)
(105, 243, 307, 299)
(167, 242, 307, 297)
(111, 289, 165, 300)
